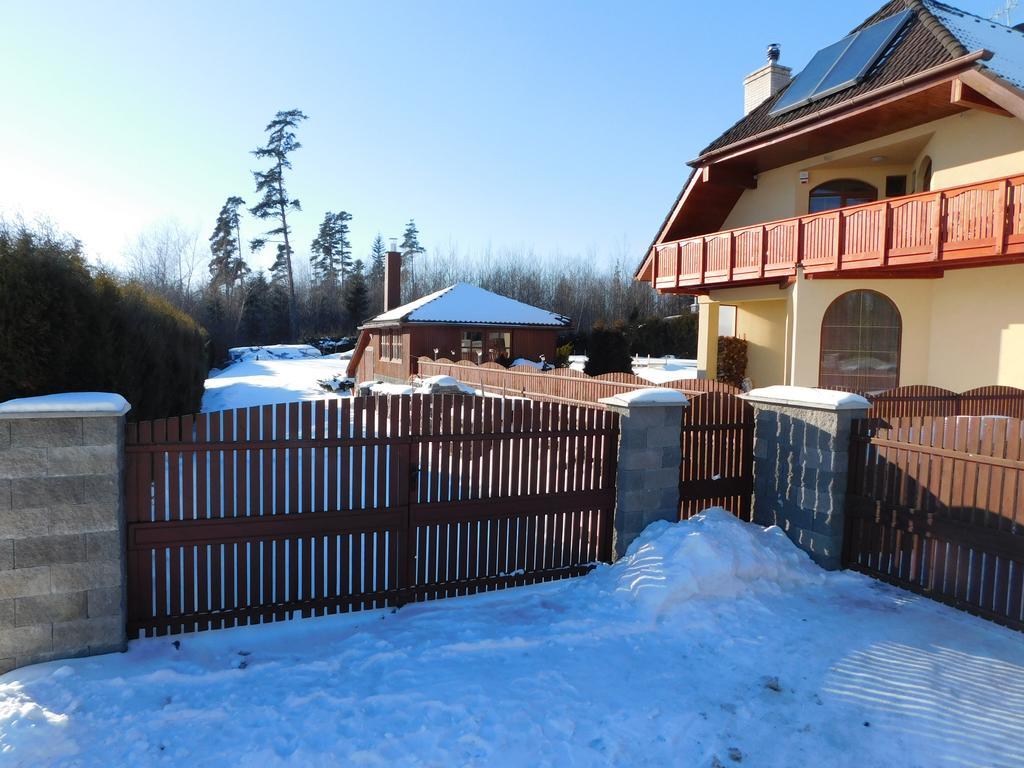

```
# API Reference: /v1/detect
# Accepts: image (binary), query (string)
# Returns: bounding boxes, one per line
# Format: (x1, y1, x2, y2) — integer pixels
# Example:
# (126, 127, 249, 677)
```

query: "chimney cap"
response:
(767, 43, 781, 62)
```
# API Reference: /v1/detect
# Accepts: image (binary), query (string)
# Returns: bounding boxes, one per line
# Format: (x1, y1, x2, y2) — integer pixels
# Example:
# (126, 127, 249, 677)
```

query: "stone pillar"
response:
(599, 389, 687, 560)
(742, 386, 870, 570)
(0, 393, 130, 673)
(696, 300, 719, 380)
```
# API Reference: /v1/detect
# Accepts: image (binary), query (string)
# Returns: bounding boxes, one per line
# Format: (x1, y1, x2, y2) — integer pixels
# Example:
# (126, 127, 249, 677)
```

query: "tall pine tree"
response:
(249, 109, 307, 339)
(208, 196, 247, 296)
(367, 233, 386, 316)
(310, 211, 352, 288)
(342, 259, 369, 332)
(400, 219, 425, 298)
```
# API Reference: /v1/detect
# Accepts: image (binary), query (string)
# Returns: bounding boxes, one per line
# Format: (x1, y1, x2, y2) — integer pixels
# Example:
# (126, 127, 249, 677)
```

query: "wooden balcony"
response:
(649, 174, 1024, 292)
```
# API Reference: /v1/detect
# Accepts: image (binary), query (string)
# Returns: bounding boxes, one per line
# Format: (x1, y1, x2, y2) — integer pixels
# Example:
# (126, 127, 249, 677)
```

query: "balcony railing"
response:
(651, 173, 1024, 291)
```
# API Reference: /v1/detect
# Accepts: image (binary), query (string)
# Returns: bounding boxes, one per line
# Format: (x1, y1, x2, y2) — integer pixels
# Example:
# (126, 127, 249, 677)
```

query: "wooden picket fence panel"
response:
(679, 392, 755, 521)
(826, 384, 1024, 420)
(124, 395, 618, 637)
(417, 357, 739, 407)
(845, 415, 1024, 630)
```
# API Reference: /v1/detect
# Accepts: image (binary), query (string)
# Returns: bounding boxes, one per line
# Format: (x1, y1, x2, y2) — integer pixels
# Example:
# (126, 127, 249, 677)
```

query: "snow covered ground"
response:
(202, 356, 350, 412)
(2, 511, 1022, 767)
(632, 356, 699, 384)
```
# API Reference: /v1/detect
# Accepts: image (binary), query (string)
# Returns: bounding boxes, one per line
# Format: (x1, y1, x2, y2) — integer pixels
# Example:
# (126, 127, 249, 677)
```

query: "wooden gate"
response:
(845, 415, 1024, 630)
(125, 395, 618, 637)
(679, 392, 755, 521)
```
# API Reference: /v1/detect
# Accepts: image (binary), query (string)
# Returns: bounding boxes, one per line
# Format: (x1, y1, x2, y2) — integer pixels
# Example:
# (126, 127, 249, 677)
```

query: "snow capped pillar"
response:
(599, 389, 688, 560)
(0, 392, 130, 672)
(740, 386, 870, 570)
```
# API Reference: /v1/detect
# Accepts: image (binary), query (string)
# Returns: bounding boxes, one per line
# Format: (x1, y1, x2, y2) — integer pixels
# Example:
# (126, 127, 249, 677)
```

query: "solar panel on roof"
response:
(769, 9, 913, 116)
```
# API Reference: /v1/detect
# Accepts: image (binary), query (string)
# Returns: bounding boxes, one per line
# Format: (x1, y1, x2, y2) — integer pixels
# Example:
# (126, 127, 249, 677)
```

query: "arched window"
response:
(819, 290, 901, 392)
(808, 179, 878, 213)
(919, 156, 933, 192)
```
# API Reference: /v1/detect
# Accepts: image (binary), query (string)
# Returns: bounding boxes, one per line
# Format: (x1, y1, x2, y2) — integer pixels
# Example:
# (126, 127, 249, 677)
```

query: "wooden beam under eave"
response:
(701, 164, 757, 189)
(957, 67, 1024, 122)
(951, 78, 1012, 117)
(804, 267, 945, 280)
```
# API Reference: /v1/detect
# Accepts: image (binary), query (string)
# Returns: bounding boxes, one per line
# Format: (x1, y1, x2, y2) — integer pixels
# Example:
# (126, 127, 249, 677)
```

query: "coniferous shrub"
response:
(0, 222, 207, 420)
(585, 321, 631, 375)
(716, 336, 748, 388)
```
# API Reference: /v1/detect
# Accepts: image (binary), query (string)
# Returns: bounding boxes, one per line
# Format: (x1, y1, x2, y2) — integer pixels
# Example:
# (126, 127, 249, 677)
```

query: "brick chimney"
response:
(384, 250, 402, 312)
(743, 43, 791, 115)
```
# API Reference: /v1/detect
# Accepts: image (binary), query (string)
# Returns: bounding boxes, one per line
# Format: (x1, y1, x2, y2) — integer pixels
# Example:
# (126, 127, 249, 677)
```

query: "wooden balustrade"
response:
(651, 173, 1024, 290)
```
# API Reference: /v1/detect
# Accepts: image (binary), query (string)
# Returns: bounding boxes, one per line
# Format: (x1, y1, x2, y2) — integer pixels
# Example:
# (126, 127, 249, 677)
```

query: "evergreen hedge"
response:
(0, 224, 207, 420)
(716, 336, 748, 388)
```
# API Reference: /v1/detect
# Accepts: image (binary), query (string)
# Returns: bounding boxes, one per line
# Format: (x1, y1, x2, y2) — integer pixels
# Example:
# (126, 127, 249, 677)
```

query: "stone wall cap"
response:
(599, 388, 689, 408)
(740, 385, 870, 411)
(0, 392, 131, 419)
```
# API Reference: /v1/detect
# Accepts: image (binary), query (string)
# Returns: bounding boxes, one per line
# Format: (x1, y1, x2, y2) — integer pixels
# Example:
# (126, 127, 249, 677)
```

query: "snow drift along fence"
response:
(827, 385, 1024, 420)
(416, 357, 739, 407)
(124, 395, 618, 637)
(845, 415, 1024, 630)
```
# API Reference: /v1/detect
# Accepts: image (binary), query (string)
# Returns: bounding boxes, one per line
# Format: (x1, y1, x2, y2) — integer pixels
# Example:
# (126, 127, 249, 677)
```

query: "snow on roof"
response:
(0, 392, 131, 417)
(600, 388, 689, 408)
(742, 385, 871, 411)
(926, 0, 1024, 89)
(367, 283, 569, 327)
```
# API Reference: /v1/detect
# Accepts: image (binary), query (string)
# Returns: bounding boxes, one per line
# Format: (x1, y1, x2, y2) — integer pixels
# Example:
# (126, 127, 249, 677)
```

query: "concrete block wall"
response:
(600, 392, 687, 559)
(0, 400, 129, 673)
(744, 391, 869, 570)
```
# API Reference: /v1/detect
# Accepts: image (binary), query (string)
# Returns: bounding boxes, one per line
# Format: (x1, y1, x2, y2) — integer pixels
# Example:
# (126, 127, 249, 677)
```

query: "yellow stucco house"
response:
(637, 0, 1024, 392)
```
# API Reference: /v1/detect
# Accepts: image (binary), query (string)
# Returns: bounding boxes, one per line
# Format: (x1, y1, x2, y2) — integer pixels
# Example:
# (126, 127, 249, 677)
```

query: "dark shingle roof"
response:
(698, 0, 960, 159)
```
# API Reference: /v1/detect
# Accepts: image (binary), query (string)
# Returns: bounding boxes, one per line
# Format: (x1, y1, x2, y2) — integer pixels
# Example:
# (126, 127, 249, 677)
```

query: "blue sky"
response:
(0, 0, 1001, 272)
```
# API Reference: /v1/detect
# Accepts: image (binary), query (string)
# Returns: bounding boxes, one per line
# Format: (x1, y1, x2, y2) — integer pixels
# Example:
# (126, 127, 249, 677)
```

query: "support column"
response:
(742, 386, 869, 570)
(0, 393, 130, 673)
(696, 299, 720, 380)
(600, 389, 687, 560)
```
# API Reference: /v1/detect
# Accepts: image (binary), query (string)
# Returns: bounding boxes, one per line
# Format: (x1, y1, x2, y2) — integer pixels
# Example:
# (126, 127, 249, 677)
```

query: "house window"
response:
(392, 332, 403, 361)
(884, 175, 907, 198)
(819, 290, 901, 392)
(486, 331, 511, 362)
(378, 331, 389, 361)
(808, 179, 878, 213)
(461, 331, 484, 361)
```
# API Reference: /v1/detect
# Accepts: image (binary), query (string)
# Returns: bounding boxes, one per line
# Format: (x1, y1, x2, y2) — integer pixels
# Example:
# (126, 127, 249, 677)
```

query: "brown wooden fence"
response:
(845, 415, 1024, 630)
(828, 385, 1024, 420)
(679, 392, 755, 521)
(417, 357, 739, 406)
(125, 395, 618, 637)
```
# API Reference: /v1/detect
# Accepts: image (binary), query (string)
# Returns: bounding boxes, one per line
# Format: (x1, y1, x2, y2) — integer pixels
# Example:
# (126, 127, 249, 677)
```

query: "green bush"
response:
(585, 321, 631, 375)
(0, 223, 207, 420)
(716, 336, 748, 388)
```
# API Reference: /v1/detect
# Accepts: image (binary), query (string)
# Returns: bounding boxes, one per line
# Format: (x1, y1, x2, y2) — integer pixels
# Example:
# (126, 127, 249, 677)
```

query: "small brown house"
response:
(347, 253, 570, 383)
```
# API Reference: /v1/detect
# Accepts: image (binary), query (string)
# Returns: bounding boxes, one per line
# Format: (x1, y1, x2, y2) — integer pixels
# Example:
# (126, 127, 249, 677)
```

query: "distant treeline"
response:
(0, 221, 207, 419)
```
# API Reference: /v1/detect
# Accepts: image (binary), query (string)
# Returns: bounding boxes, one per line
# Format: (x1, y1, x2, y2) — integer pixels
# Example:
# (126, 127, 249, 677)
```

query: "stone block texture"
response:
(607, 402, 686, 559)
(749, 402, 867, 570)
(0, 413, 126, 671)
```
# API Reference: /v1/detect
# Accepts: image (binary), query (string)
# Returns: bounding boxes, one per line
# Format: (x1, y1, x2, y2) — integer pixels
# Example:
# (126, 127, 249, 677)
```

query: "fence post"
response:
(741, 386, 870, 570)
(0, 393, 130, 673)
(599, 390, 688, 560)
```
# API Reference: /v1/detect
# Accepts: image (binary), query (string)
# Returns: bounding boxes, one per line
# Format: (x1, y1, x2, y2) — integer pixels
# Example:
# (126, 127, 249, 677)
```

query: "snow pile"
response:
(228, 345, 322, 363)
(0, 392, 131, 416)
(416, 375, 476, 395)
(745, 385, 871, 410)
(601, 509, 823, 617)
